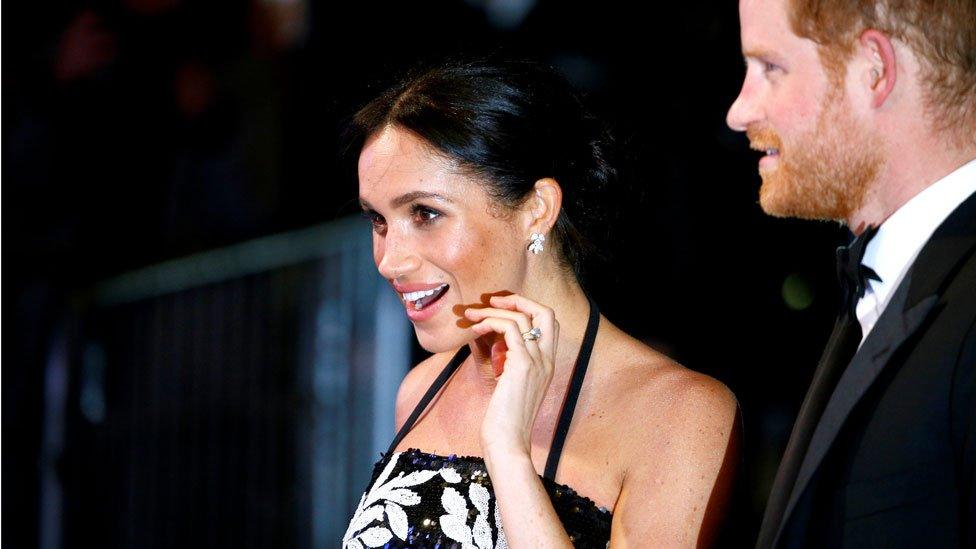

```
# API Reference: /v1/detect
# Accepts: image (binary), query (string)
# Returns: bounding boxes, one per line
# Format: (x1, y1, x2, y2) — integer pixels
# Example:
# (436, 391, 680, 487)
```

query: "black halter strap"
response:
(386, 346, 471, 456)
(386, 295, 601, 483)
(543, 293, 600, 480)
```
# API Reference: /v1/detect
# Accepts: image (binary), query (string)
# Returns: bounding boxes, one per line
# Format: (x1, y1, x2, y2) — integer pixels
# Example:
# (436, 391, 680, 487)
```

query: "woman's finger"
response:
(488, 294, 558, 358)
(465, 306, 544, 361)
(469, 317, 545, 373)
(464, 306, 532, 335)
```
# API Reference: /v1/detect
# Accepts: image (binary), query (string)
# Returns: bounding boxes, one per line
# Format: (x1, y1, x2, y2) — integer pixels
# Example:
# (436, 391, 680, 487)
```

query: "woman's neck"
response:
(465, 275, 593, 389)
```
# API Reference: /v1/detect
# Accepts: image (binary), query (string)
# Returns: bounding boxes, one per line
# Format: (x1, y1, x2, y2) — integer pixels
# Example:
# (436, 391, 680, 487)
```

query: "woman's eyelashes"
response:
(410, 203, 443, 226)
(361, 209, 387, 233)
(361, 203, 443, 234)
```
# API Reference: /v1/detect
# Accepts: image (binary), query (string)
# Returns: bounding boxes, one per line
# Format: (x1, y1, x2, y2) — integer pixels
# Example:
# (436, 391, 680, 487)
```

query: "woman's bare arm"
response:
(609, 374, 739, 547)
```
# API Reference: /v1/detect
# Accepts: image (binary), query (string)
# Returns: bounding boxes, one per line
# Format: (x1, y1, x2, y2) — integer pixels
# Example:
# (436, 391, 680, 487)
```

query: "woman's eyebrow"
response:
(390, 191, 454, 208)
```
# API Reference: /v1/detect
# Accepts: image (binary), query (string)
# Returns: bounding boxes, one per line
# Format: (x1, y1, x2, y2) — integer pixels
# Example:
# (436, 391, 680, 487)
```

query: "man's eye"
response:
(411, 205, 442, 225)
(763, 61, 781, 74)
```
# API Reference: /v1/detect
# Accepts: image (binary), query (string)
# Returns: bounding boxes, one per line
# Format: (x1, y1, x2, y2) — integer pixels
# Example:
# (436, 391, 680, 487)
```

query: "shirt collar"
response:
(862, 157, 976, 306)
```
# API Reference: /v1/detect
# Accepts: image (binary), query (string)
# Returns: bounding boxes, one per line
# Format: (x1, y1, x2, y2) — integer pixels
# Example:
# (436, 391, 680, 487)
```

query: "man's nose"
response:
(726, 81, 761, 132)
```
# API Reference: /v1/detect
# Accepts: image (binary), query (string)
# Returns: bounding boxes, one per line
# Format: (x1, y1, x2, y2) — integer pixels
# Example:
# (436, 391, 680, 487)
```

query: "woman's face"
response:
(358, 125, 531, 352)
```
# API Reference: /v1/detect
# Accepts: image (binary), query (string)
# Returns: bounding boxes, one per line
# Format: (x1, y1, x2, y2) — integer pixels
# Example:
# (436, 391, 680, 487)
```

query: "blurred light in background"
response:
(464, 0, 538, 29)
(781, 272, 815, 311)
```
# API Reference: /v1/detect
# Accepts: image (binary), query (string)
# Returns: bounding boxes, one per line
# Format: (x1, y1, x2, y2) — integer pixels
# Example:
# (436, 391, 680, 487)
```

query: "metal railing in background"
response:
(41, 216, 411, 548)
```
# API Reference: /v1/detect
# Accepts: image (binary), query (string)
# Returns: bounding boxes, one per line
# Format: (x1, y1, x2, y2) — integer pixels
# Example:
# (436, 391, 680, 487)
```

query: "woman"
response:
(343, 59, 738, 548)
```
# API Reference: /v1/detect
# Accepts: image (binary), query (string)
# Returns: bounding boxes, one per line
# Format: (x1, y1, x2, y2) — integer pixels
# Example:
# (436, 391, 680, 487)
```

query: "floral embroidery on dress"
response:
(439, 482, 497, 549)
(343, 453, 461, 548)
(344, 449, 610, 547)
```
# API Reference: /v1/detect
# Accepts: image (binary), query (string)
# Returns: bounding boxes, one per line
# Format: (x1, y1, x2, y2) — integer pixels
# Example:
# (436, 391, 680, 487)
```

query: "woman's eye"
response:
(361, 210, 387, 233)
(763, 61, 781, 75)
(411, 205, 442, 226)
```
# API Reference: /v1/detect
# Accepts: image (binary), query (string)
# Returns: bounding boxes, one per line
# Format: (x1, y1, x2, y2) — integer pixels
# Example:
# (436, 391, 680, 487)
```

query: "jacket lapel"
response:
(771, 276, 938, 546)
(906, 191, 976, 309)
(770, 190, 976, 547)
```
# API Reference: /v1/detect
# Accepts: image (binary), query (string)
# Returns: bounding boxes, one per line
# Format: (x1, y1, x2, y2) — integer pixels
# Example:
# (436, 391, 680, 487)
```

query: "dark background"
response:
(4, 0, 851, 546)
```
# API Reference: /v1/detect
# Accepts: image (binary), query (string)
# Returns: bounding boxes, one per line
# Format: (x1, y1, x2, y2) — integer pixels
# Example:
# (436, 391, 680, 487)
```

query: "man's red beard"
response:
(747, 93, 883, 223)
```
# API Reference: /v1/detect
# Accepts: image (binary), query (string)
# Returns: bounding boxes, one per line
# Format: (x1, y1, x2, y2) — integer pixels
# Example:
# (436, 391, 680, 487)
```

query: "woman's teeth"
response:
(402, 284, 448, 310)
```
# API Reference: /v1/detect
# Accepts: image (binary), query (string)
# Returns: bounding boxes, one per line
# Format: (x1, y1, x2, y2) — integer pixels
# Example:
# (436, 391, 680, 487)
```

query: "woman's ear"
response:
(525, 177, 563, 234)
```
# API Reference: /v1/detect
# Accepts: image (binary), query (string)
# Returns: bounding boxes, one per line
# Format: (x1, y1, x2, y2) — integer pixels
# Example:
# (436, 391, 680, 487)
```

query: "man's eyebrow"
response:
(743, 48, 781, 62)
(390, 191, 454, 208)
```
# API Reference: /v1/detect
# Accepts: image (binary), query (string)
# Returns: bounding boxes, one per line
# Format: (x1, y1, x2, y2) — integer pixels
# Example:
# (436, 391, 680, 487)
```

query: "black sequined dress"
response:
(343, 296, 612, 548)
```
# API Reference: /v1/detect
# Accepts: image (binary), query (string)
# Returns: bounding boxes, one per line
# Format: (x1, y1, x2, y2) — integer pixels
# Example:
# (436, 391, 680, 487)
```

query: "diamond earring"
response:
(528, 233, 545, 254)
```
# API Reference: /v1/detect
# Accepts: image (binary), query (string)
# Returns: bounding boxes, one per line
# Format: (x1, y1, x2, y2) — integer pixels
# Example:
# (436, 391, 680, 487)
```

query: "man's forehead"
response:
(739, 0, 805, 54)
(740, 0, 781, 19)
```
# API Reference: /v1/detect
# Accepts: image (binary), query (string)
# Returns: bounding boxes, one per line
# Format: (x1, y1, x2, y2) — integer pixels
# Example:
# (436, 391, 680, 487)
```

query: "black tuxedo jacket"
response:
(757, 191, 976, 548)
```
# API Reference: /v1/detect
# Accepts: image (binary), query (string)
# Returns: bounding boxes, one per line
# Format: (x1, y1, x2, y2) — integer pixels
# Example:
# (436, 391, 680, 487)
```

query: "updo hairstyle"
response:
(347, 58, 619, 282)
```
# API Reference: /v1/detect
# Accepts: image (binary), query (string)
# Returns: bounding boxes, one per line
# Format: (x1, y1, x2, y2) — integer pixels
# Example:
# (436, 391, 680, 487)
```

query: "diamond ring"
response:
(522, 327, 542, 341)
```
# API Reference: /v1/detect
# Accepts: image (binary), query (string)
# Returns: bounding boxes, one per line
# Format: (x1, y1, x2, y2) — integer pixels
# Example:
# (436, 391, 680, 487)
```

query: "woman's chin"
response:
(415, 327, 475, 354)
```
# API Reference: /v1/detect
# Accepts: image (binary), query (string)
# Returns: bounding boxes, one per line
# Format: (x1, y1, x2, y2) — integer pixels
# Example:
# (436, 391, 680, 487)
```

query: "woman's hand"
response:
(463, 293, 560, 461)
(463, 294, 574, 547)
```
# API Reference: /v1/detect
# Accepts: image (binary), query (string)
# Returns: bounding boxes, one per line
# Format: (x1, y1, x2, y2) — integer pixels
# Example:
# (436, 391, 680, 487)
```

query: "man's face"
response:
(726, 0, 882, 222)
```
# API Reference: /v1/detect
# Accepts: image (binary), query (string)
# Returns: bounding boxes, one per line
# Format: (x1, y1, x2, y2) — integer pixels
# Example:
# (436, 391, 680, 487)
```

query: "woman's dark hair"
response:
(346, 57, 618, 282)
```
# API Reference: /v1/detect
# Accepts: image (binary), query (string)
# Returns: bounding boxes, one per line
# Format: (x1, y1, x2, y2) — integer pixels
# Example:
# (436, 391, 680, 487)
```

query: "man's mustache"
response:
(747, 126, 783, 152)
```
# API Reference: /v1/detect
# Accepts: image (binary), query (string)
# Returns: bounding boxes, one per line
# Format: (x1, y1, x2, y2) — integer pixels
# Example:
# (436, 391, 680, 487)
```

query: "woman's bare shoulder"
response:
(597, 328, 740, 544)
(598, 323, 738, 446)
(394, 350, 461, 431)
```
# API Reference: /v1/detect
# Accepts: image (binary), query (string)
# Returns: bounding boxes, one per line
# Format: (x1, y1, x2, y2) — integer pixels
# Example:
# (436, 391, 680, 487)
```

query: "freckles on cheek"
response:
(443, 225, 487, 269)
(440, 222, 502, 297)
(475, 225, 517, 284)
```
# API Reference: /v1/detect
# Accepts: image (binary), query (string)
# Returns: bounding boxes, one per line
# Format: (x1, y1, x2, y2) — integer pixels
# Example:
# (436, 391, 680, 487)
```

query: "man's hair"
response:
(789, 0, 976, 139)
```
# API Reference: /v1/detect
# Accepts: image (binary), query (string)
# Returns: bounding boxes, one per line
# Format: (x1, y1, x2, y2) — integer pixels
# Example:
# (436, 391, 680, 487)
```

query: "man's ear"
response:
(523, 177, 563, 235)
(858, 29, 897, 109)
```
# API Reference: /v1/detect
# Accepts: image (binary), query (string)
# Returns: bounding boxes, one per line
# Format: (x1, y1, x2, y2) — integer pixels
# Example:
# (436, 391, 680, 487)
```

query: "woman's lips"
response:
(404, 285, 449, 322)
(392, 281, 451, 322)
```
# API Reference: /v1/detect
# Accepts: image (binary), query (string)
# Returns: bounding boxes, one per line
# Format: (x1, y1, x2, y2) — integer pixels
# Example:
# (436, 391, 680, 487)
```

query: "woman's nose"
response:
(376, 236, 421, 280)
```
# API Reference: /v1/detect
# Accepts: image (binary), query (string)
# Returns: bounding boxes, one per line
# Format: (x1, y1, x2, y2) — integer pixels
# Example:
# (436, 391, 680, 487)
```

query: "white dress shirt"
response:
(856, 158, 976, 345)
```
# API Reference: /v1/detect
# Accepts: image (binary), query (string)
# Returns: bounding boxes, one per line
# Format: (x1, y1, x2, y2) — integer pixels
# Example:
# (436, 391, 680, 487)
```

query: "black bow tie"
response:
(836, 225, 882, 317)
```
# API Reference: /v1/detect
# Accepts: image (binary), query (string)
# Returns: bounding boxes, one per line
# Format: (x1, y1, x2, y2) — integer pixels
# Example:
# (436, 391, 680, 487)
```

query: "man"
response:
(726, 0, 976, 547)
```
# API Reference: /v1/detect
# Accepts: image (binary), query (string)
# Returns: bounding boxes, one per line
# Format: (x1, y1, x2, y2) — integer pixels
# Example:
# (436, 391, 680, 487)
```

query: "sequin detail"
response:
(343, 449, 612, 548)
